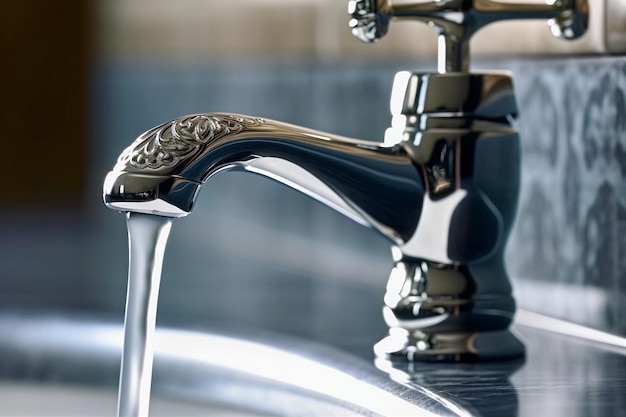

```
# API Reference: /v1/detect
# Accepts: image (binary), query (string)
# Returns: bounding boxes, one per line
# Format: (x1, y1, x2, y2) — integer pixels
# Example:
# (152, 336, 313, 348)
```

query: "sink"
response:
(0, 314, 452, 417)
(1, 310, 626, 416)
(0, 383, 262, 417)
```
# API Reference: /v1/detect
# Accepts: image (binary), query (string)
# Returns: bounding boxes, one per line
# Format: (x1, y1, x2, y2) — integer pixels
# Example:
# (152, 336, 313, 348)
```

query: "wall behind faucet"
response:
(505, 57, 626, 336)
(94, 0, 617, 61)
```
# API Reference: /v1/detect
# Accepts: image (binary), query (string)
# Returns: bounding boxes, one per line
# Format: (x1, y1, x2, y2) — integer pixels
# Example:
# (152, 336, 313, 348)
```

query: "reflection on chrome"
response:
(157, 330, 437, 417)
(376, 355, 523, 417)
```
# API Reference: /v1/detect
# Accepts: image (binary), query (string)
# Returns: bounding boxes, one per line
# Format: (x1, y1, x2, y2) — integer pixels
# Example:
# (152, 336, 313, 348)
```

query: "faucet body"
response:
(104, 71, 524, 361)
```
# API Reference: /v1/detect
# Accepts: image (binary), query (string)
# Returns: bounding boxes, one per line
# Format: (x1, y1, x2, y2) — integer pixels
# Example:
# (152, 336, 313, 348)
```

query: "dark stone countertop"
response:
(389, 323, 626, 417)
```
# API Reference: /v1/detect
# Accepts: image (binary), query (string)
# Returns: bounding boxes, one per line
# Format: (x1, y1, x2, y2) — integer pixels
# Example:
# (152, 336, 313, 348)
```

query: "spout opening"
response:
(103, 171, 199, 217)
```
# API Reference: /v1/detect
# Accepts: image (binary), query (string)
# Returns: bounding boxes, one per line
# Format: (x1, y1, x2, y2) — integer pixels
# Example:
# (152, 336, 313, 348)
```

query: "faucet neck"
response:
(383, 71, 521, 264)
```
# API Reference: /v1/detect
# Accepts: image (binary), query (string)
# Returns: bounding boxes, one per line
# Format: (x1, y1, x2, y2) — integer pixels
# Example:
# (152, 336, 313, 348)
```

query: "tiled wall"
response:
(506, 57, 626, 336)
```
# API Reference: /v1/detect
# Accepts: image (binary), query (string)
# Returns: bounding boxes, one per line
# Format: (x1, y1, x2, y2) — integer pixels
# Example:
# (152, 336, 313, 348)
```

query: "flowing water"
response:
(117, 212, 173, 417)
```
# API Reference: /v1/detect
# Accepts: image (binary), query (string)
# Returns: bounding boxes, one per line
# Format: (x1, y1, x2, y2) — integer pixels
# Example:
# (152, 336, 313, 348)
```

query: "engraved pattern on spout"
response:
(116, 114, 265, 171)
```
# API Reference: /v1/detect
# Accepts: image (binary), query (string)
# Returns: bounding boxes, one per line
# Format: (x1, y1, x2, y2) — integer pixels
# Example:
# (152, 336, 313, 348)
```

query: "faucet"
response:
(103, 0, 587, 362)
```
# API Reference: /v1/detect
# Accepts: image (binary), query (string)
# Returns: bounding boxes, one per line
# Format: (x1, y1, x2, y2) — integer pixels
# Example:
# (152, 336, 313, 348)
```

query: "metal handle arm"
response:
(349, 0, 588, 72)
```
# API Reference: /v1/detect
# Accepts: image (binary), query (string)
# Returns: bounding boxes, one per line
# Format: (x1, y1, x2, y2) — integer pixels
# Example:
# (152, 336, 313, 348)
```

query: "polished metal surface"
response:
(104, 71, 523, 361)
(0, 384, 257, 417)
(375, 258, 524, 362)
(1, 313, 626, 417)
(104, 114, 424, 244)
(0, 315, 455, 417)
(376, 321, 626, 417)
(349, 0, 589, 72)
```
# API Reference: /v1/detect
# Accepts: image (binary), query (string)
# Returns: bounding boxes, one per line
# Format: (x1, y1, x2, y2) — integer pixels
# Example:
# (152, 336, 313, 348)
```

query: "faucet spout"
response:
(104, 113, 424, 245)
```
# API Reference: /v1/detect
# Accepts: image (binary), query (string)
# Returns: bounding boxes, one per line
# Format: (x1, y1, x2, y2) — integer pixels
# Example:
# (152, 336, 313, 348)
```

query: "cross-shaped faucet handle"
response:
(349, 0, 588, 72)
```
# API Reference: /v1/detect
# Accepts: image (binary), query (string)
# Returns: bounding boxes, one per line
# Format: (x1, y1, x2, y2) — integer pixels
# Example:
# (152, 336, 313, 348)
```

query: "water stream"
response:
(117, 212, 173, 417)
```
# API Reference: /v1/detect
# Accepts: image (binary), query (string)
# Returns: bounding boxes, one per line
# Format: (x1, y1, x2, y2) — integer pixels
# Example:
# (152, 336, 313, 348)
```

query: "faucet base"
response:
(374, 328, 525, 363)
(378, 257, 524, 362)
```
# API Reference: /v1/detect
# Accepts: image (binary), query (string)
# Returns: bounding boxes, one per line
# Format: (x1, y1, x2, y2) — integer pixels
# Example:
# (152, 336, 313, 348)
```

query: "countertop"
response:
(387, 321, 626, 417)
(0, 311, 624, 416)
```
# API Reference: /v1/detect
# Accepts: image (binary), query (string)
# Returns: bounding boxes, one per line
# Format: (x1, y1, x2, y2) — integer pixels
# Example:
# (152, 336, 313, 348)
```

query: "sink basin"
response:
(2, 311, 625, 416)
(0, 314, 450, 417)
(0, 383, 262, 417)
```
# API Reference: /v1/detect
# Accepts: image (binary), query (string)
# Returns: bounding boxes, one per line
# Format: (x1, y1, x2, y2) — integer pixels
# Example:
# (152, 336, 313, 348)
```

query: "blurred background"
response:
(1, 0, 625, 357)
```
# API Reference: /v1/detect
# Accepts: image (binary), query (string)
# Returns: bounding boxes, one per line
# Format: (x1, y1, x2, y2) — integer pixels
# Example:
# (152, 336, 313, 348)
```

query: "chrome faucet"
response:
(103, 0, 587, 362)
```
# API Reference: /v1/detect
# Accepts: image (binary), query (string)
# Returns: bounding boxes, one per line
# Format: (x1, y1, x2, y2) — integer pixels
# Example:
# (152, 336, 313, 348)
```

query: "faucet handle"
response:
(348, 0, 588, 72)
(348, 0, 392, 43)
